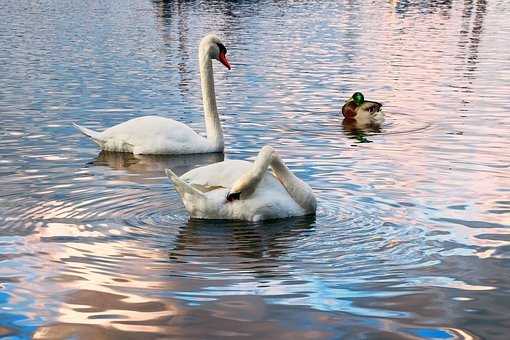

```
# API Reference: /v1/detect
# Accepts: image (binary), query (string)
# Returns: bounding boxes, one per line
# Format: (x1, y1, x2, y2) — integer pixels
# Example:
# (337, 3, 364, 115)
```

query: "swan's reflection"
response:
(89, 151, 224, 183)
(168, 216, 316, 279)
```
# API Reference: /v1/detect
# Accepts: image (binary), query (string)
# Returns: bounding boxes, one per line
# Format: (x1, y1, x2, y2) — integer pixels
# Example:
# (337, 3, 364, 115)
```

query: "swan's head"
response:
(200, 34, 231, 70)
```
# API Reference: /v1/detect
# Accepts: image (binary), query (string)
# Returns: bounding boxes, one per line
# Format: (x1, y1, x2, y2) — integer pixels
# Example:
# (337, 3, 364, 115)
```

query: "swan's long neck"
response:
(270, 154, 317, 213)
(199, 50, 224, 151)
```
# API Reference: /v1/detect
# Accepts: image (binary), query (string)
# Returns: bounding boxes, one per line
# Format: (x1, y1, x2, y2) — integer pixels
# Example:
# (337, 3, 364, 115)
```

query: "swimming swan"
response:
(73, 34, 231, 155)
(165, 146, 317, 222)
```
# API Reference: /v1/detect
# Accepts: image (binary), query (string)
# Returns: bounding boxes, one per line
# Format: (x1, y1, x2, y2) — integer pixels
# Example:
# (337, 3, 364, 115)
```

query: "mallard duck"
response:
(341, 92, 384, 124)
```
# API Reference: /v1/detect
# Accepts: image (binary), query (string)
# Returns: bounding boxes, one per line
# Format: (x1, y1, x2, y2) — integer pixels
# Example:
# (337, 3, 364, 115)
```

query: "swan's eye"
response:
(217, 43, 227, 55)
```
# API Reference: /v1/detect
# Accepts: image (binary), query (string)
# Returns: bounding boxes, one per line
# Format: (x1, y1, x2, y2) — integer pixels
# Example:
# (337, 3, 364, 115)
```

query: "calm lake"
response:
(1, 0, 509, 338)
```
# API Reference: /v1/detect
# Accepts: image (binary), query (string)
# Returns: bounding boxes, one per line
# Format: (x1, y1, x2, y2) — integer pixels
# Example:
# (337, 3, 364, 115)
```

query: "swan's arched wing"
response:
(181, 160, 252, 189)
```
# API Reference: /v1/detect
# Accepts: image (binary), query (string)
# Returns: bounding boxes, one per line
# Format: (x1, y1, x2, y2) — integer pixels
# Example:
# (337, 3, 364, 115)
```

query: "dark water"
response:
(1, 0, 509, 338)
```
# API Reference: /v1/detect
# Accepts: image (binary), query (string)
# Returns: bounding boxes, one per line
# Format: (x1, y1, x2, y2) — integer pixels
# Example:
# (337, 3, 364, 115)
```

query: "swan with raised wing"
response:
(165, 146, 317, 222)
(73, 34, 230, 155)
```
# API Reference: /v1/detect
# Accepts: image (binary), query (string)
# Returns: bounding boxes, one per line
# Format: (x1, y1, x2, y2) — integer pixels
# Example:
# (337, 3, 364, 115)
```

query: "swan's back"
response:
(182, 160, 253, 189)
(100, 116, 211, 154)
(178, 160, 306, 221)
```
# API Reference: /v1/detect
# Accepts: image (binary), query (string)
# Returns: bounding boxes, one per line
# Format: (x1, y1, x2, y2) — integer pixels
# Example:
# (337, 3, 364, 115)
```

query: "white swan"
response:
(165, 146, 317, 222)
(73, 34, 231, 155)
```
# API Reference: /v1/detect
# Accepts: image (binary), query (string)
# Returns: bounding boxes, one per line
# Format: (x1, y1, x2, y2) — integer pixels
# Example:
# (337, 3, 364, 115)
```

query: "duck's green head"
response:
(352, 92, 365, 106)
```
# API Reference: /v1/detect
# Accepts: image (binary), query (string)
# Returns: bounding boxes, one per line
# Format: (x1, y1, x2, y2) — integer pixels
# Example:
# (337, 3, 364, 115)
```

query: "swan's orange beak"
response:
(218, 51, 231, 70)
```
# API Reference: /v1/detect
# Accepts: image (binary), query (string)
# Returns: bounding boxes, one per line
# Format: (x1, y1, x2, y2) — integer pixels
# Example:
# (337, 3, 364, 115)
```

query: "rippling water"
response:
(1, 0, 509, 338)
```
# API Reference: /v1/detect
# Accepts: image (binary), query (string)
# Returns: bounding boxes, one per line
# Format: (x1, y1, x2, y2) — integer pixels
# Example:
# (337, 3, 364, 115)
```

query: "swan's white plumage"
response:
(166, 146, 317, 222)
(73, 34, 228, 155)
(181, 160, 252, 188)
(75, 116, 214, 154)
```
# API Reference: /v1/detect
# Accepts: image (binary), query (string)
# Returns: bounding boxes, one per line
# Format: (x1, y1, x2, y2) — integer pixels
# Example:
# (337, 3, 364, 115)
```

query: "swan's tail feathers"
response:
(165, 168, 205, 200)
(73, 123, 104, 146)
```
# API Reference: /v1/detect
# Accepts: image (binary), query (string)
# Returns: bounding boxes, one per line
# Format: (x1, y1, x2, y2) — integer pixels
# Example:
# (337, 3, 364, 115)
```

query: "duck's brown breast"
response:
(341, 102, 358, 118)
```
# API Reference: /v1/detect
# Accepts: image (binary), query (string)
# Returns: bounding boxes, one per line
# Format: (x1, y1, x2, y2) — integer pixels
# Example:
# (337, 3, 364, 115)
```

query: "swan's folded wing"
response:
(180, 160, 252, 189)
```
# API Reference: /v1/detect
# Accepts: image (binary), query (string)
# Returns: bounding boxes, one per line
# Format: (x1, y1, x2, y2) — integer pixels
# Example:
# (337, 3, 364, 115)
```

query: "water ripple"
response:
(1, 0, 509, 338)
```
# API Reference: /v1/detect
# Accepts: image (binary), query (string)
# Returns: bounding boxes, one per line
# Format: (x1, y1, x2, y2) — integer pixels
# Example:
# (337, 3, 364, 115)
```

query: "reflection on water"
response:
(341, 117, 382, 143)
(170, 216, 316, 267)
(1, 0, 509, 338)
(91, 151, 224, 180)
(457, 0, 487, 89)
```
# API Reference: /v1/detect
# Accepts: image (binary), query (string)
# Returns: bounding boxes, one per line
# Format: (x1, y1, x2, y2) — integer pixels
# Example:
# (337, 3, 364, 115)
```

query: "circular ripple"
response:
(278, 111, 432, 138)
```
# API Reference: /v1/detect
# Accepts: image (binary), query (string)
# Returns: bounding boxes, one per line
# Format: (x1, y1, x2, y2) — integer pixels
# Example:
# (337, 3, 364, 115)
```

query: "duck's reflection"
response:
(341, 117, 382, 143)
(168, 216, 316, 278)
(90, 151, 224, 183)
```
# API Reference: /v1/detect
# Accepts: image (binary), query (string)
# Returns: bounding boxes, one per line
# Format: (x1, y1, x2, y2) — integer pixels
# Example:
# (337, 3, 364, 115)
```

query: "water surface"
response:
(1, 0, 509, 338)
